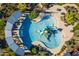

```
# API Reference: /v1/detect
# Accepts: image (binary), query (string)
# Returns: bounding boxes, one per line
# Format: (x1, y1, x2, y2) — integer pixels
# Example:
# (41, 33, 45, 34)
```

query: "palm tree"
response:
(17, 3, 27, 12)
(30, 46, 39, 55)
(29, 10, 39, 19)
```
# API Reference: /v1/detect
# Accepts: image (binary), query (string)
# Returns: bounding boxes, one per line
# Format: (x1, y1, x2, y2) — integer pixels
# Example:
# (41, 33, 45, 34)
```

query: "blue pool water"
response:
(20, 15, 61, 49)
(20, 16, 32, 49)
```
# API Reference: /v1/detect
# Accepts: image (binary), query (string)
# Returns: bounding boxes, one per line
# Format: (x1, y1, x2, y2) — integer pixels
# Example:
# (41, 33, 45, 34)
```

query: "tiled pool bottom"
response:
(20, 15, 61, 49)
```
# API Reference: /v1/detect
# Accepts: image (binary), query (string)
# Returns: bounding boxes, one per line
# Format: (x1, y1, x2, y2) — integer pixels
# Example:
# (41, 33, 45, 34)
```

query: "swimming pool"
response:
(19, 16, 32, 49)
(20, 15, 61, 49)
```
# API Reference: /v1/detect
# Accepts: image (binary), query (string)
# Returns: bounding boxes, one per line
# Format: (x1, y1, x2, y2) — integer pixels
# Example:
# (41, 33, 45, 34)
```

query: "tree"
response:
(30, 45, 53, 56)
(1, 47, 16, 56)
(17, 3, 27, 11)
(73, 23, 79, 36)
(74, 30, 79, 36)
(73, 23, 79, 31)
(0, 19, 5, 40)
(64, 6, 79, 25)
(1, 4, 15, 17)
(29, 10, 39, 19)
(0, 11, 4, 18)
(30, 46, 39, 55)
(76, 3, 79, 7)
(0, 19, 5, 29)
(75, 14, 79, 20)
(57, 3, 65, 6)
(65, 11, 76, 24)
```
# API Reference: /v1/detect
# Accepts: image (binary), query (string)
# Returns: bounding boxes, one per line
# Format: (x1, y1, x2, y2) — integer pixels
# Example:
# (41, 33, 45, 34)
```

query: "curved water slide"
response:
(5, 11, 25, 55)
